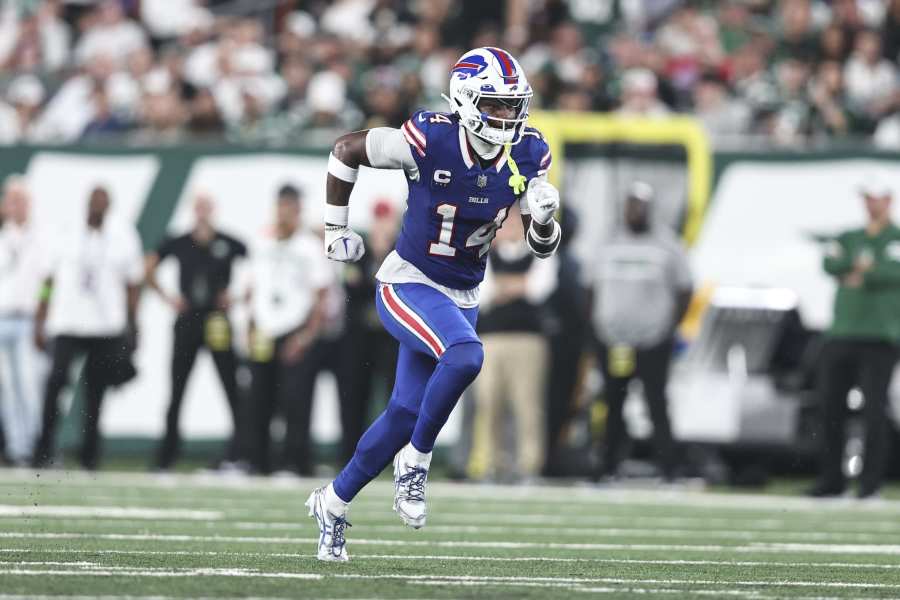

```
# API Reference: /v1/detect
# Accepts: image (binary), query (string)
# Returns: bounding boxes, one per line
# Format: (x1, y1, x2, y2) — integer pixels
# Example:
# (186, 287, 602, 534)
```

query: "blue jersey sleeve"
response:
(400, 110, 457, 175)
(519, 126, 552, 179)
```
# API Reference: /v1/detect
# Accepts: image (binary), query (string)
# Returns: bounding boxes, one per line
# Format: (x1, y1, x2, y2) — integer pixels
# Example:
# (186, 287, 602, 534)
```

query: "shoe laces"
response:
(329, 515, 351, 556)
(397, 465, 427, 502)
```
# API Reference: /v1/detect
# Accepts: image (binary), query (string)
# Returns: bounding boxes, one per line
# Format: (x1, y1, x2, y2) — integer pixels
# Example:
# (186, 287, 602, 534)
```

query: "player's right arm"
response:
(325, 124, 419, 262)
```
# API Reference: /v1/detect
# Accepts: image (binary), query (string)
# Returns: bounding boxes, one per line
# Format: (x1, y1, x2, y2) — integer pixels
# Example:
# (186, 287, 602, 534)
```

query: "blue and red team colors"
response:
(332, 110, 551, 503)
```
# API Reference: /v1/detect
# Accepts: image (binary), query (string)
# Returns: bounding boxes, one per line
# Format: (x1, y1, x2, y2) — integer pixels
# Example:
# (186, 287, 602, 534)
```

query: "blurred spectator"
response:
(31, 53, 117, 142)
(0, 176, 45, 466)
(843, 29, 898, 123)
(74, 0, 147, 66)
(775, 0, 817, 62)
(616, 68, 670, 116)
(133, 89, 186, 144)
(693, 71, 751, 147)
(338, 198, 399, 464)
(819, 23, 850, 63)
(467, 208, 557, 483)
(883, 0, 900, 63)
(717, 1, 754, 55)
(808, 60, 854, 139)
(185, 87, 225, 139)
(808, 176, 900, 499)
(656, 3, 723, 99)
(0, 0, 70, 73)
(80, 83, 131, 140)
(590, 182, 692, 482)
(0, 75, 45, 144)
(140, 0, 212, 43)
(247, 184, 331, 475)
(770, 57, 813, 146)
(0, 0, 892, 147)
(145, 192, 247, 472)
(31, 185, 142, 470)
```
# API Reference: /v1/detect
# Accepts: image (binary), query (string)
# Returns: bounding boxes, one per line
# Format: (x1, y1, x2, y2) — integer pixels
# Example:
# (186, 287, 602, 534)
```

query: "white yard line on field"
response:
(3, 547, 900, 570)
(3, 566, 898, 592)
(0, 597, 299, 600)
(11, 515, 894, 543)
(5, 500, 900, 533)
(416, 580, 779, 598)
(6, 532, 900, 555)
(0, 567, 322, 579)
(0, 505, 223, 520)
(4, 470, 900, 513)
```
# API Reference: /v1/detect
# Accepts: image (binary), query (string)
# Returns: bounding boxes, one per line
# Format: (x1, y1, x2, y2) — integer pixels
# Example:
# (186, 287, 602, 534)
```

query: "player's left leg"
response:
(376, 283, 481, 528)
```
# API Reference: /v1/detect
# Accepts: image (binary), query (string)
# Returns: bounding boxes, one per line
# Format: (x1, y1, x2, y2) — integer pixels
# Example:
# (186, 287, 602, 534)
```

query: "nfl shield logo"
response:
(476, 174, 488, 188)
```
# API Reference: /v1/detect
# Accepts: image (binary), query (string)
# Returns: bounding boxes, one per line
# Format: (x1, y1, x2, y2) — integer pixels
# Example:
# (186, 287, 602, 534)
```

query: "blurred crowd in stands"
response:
(0, 0, 899, 149)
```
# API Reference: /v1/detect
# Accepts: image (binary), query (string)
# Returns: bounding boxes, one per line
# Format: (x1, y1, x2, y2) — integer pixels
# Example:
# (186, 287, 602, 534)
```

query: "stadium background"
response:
(7, 1, 900, 599)
(2, 0, 900, 465)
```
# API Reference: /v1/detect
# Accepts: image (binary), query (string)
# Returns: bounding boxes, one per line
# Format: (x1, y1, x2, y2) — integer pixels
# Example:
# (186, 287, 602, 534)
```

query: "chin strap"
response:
(505, 143, 527, 195)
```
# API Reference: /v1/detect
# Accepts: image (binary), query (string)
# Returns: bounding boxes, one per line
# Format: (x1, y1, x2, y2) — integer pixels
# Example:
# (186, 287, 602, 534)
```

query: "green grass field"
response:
(1, 469, 900, 599)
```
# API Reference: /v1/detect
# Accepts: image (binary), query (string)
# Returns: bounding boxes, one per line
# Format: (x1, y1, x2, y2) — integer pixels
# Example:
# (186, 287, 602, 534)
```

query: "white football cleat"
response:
(393, 444, 430, 529)
(305, 487, 351, 562)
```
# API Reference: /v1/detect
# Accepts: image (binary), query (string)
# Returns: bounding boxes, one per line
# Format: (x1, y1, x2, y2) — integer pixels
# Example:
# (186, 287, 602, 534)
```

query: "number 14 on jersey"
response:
(429, 204, 509, 259)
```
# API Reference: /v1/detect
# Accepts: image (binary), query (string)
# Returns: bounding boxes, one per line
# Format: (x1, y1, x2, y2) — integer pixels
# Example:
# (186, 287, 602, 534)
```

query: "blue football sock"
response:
(332, 402, 418, 503)
(411, 341, 484, 454)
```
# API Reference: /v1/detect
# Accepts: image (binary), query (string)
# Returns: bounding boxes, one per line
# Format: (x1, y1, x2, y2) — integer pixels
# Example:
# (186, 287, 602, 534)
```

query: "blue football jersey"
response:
(395, 110, 552, 290)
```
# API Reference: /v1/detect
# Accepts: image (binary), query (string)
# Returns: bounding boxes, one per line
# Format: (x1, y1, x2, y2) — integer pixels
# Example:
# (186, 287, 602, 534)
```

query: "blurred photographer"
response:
(809, 177, 900, 499)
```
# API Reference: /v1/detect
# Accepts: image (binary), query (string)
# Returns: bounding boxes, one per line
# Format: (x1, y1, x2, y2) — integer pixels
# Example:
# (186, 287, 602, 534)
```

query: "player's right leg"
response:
(308, 344, 433, 561)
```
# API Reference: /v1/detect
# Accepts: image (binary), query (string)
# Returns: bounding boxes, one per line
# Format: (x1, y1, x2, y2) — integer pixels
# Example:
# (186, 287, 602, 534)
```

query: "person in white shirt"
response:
(247, 184, 332, 475)
(31, 185, 143, 470)
(0, 176, 45, 465)
(73, 0, 148, 66)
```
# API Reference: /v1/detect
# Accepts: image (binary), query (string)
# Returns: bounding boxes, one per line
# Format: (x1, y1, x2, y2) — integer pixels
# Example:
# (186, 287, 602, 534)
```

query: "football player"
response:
(306, 47, 561, 561)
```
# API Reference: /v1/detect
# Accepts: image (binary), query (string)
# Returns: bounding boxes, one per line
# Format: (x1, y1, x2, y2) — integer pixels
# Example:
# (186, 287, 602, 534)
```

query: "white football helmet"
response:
(443, 47, 533, 146)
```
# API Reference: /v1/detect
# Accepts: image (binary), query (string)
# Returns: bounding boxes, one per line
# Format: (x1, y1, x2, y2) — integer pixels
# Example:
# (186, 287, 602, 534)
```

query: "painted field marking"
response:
(6, 532, 900, 555)
(0, 596, 298, 600)
(3, 471, 900, 514)
(0, 567, 322, 580)
(5, 498, 899, 534)
(0, 505, 222, 520)
(3, 548, 900, 571)
(1, 566, 897, 591)
(7, 515, 896, 543)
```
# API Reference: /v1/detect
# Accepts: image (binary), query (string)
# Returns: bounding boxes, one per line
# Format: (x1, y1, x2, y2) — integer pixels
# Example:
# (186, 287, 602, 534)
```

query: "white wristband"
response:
(328, 153, 358, 183)
(325, 204, 349, 226)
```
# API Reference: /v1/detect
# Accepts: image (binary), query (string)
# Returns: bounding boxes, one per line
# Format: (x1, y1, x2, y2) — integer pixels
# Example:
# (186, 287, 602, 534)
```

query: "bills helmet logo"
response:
(452, 54, 488, 80)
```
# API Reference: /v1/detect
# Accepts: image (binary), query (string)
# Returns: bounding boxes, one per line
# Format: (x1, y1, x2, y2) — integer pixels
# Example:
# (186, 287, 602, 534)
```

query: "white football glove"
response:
(325, 225, 365, 262)
(526, 178, 559, 225)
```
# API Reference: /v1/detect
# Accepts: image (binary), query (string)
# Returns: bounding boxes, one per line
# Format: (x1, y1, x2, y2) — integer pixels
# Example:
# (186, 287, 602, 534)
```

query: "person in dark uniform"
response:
(338, 199, 399, 463)
(808, 176, 900, 499)
(145, 192, 247, 471)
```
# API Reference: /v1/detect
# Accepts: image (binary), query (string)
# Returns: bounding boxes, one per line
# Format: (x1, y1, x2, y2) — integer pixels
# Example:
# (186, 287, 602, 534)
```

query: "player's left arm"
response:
(517, 132, 561, 258)
(520, 176, 561, 259)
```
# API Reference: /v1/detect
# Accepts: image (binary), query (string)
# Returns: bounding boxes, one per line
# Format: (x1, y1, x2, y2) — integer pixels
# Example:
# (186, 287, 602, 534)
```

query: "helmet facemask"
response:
(444, 47, 533, 146)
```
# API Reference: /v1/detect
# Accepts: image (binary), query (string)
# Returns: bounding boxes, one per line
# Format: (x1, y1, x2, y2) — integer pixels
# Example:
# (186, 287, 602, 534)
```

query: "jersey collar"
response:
(458, 127, 508, 172)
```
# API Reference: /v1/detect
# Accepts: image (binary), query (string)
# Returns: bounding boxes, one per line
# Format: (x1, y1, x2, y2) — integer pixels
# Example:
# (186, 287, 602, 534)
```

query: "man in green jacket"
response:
(809, 177, 900, 499)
